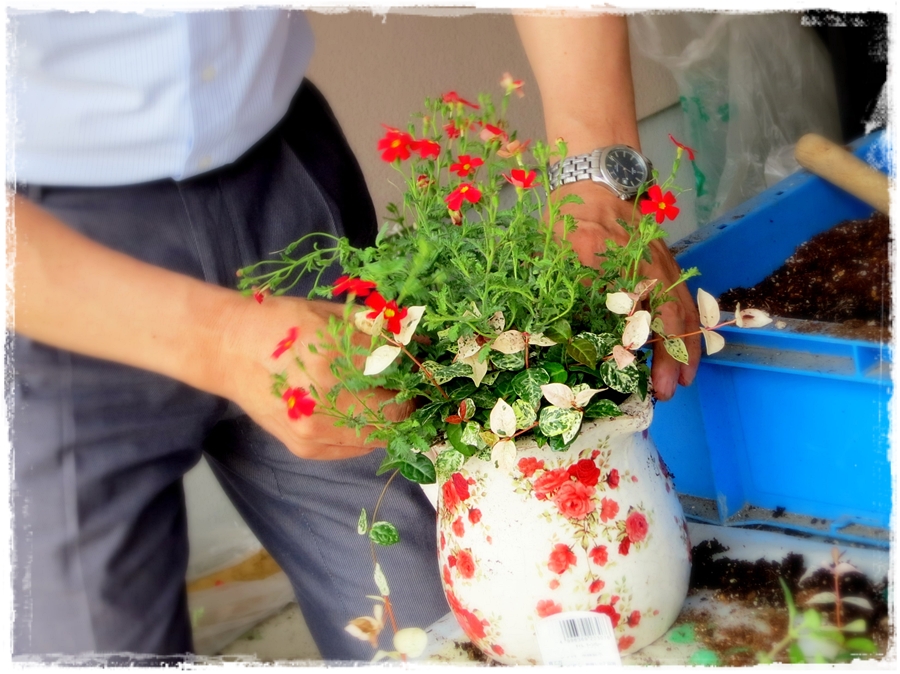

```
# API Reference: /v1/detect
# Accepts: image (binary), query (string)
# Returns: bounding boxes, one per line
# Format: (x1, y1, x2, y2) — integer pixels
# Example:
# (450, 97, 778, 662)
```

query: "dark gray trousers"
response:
(11, 81, 449, 662)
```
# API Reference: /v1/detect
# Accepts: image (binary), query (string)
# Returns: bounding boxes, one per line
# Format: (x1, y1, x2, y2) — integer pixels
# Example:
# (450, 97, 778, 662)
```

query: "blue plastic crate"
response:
(652, 131, 892, 547)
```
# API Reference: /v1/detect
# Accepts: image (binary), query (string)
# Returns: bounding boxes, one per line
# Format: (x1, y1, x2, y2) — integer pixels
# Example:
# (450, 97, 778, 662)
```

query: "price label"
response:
(535, 611, 622, 666)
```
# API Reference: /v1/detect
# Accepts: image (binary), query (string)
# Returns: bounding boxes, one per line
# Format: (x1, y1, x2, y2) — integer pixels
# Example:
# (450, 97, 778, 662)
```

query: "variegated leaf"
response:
(461, 421, 486, 449)
(612, 344, 636, 370)
(605, 291, 634, 315)
(697, 288, 721, 329)
(488, 311, 505, 332)
(373, 563, 390, 596)
(512, 398, 537, 429)
(492, 330, 526, 354)
(573, 386, 603, 409)
(663, 337, 690, 364)
(633, 278, 658, 299)
(622, 310, 652, 350)
(701, 328, 725, 355)
(491, 439, 517, 472)
(457, 334, 481, 359)
(490, 350, 526, 371)
(539, 406, 582, 441)
(513, 368, 550, 411)
(434, 449, 466, 482)
(395, 305, 426, 346)
(599, 360, 641, 394)
(489, 398, 517, 438)
(528, 332, 556, 346)
(576, 332, 618, 358)
(421, 360, 476, 384)
(650, 317, 667, 336)
(364, 345, 402, 375)
(540, 383, 576, 409)
(355, 310, 385, 336)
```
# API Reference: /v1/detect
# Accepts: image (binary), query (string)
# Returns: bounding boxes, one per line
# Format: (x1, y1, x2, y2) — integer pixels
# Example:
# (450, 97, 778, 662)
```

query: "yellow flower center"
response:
(461, 186, 469, 193)
(658, 202, 666, 209)
(384, 308, 396, 318)
(463, 163, 470, 170)
(391, 140, 401, 148)
(288, 398, 296, 408)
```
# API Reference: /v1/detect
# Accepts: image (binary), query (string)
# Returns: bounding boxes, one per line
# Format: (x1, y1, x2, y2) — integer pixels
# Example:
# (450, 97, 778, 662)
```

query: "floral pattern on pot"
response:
(435, 396, 691, 665)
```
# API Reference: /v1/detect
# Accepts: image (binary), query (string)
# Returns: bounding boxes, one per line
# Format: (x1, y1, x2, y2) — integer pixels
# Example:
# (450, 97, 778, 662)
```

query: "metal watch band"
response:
(547, 151, 597, 192)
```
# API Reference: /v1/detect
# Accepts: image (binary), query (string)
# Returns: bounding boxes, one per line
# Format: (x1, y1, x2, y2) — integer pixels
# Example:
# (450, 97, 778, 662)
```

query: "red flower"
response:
(625, 511, 649, 543)
(599, 497, 619, 522)
(618, 537, 632, 556)
(413, 139, 441, 160)
(456, 549, 476, 579)
(479, 123, 508, 143)
(253, 287, 269, 304)
(536, 599, 563, 618)
(452, 517, 465, 538)
(468, 508, 482, 525)
(518, 457, 545, 478)
(640, 184, 680, 224)
(593, 604, 621, 628)
(449, 209, 463, 226)
(445, 183, 481, 211)
(497, 138, 530, 159)
(444, 121, 463, 139)
(589, 579, 605, 593)
(450, 154, 484, 177)
(589, 545, 609, 566)
(454, 606, 486, 641)
(627, 610, 641, 628)
(618, 635, 636, 652)
(549, 579, 560, 590)
(441, 479, 460, 512)
(607, 469, 620, 489)
(282, 387, 315, 420)
(365, 292, 408, 334)
(567, 459, 601, 487)
(548, 543, 577, 575)
(332, 275, 376, 298)
(272, 327, 299, 359)
(553, 481, 596, 520)
(500, 72, 525, 98)
(451, 472, 470, 501)
(533, 468, 570, 500)
(502, 169, 538, 189)
(442, 91, 479, 109)
(668, 133, 696, 161)
(416, 174, 433, 190)
(377, 127, 415, 162)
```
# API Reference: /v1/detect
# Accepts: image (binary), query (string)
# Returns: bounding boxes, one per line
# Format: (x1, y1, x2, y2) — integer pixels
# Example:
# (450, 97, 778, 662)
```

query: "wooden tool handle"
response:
(794, 133, 890, 215)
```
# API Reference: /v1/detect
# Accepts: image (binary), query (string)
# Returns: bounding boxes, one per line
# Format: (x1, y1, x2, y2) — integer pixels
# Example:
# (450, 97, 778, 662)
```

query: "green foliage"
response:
(237, 86, 697, 484)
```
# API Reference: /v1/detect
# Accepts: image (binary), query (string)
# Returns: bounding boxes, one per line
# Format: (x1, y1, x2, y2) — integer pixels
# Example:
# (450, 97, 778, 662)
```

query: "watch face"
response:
(603, 147, 648, 191)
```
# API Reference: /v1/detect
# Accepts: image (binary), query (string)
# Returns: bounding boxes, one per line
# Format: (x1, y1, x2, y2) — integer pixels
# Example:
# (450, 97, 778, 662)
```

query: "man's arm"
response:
(514, 13, 701, 400)
(10, 193, 403, 459)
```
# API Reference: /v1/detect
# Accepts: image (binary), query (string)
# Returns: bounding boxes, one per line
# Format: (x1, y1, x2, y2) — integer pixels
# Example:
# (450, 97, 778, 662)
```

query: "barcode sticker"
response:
(536, 611, 622, 666)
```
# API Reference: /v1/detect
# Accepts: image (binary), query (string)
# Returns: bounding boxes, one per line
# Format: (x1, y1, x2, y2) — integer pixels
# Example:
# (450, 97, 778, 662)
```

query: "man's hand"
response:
(556, 183, 701, 401)
(212, 295, 411, 460)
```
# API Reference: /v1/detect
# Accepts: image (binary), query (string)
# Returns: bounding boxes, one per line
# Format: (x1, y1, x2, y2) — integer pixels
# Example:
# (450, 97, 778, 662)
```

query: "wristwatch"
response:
(547, 145, 654, 200)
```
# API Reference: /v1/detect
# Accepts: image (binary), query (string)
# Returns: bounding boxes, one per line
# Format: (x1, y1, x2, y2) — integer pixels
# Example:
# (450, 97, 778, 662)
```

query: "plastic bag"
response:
(629, 13, 841, 224)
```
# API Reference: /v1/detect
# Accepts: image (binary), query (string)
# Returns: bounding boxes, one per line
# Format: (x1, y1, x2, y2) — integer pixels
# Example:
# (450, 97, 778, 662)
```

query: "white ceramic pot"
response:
(434, 395, 691, 665)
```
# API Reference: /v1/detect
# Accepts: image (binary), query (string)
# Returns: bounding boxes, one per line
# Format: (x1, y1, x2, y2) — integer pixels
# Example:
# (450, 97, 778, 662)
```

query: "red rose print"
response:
(442, 480, 460, 511)
(589, 545, 609, 566)
(448, 554, 457, 568)
(553, 481, 596, 520)
(468, 508, 482, 525)
(533, 468, 570, 500)
(491, 644, 505, 656)
(619, 537, 632, 556)
(518, 456, 544, 478)
(590, 449, 601, 460)
(625, 511, 649, 543)
(548, 543, 577, 575)
(618, 635, 636, 651)
(632, 475, 638, 482)
(455, 607, 486, 641)
(445, 588, 463, 614)
(536, 599, 563, 618)
(627, 610, 641, 628)
(442, 564, 453, 587)
(589, 579, 605, 593)
(549, 579, 560, 590)
(467, 477, 475, 485)
(567, 458, 601, 487)
(440, 532, 446, 550)
(599, 497, 619, 522)
(451, 472, 470, 501)
(610, 595, 620, 606)
(457, 550, 476, 579)
(452, 517, 465, 538)
(607, 469, 620, 488)
(593, 604, 620, 628)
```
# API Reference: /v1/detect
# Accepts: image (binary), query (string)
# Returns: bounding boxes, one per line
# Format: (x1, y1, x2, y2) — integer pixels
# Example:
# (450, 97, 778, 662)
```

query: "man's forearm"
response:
(514, 13, 641, 154)
(10, 193, 235, 396)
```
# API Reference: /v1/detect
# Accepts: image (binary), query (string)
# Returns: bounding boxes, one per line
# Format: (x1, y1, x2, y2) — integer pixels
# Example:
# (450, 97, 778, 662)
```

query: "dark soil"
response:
(683, 539, 891, 666)
(718, 212, 891, 340)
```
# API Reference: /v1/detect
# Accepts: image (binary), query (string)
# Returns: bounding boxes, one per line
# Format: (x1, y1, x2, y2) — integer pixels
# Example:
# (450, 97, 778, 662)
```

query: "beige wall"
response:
(305, 9, 678, 224)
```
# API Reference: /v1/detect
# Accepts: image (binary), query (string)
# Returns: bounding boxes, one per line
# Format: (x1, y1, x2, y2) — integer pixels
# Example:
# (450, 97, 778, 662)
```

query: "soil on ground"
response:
(718, 212, 891, 341)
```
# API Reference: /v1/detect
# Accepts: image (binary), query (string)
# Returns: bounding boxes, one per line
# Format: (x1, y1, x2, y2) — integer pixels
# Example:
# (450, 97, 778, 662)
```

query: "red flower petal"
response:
(272, 327, 299, 359)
